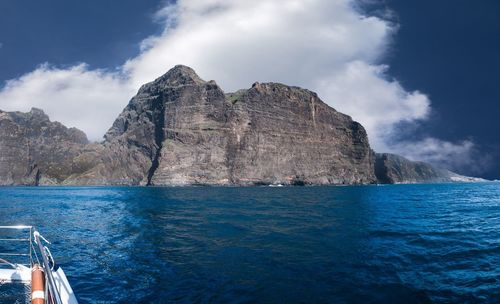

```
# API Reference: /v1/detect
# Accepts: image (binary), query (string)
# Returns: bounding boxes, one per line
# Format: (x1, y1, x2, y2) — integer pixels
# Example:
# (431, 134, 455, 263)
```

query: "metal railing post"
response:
(29, 227, 33, 267)
(34, 231, 63, 304)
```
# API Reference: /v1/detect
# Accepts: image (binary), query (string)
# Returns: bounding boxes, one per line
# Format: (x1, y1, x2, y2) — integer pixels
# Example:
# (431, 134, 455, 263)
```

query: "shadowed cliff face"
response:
(0, 108, 88, 185)
(83, 65, 232, 185)
(0, 65, 474, 186)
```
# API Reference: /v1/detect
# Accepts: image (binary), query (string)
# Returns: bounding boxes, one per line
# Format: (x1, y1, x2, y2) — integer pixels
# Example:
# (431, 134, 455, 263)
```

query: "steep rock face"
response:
(95, 65, 229, 185)
(146, 68, 234, 185)
(219, 82, 375, 185)
(0, 108, 89, 185)
(100, 65, 376, 185)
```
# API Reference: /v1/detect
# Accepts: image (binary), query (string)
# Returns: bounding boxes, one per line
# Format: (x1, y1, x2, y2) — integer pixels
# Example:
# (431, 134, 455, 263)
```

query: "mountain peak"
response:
(29, 107, 46, 115)
(170, 64, 198, 74)
(147, 65, 206, 89)
(28, 107, 50, 120)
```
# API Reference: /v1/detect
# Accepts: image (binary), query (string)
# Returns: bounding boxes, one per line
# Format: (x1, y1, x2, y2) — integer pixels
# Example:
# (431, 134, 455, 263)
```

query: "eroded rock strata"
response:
(0, 108, 89, 185)
(0, 65, 472, 185)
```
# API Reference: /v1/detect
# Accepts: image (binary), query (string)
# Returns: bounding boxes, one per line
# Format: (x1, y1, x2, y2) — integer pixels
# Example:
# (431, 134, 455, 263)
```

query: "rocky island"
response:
(0, 65, 477, 186)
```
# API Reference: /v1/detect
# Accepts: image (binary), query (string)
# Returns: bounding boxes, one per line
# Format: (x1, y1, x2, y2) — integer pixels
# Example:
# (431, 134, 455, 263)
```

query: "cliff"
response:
(0, 108, 89, 185)
(70, 65, 376, 185)
(0, 65, 478, 186)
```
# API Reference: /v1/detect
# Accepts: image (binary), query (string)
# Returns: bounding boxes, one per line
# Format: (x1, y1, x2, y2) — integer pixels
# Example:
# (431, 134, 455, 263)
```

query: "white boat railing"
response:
(0, 226, 64, 304)
(0, 225, 33, 269)
(34, 230, 64, 304)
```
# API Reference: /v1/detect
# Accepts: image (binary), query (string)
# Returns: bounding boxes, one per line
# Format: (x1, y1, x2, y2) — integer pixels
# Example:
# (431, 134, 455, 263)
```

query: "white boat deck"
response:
(0, 265, 31, 283)
(0, 225, 78, 304)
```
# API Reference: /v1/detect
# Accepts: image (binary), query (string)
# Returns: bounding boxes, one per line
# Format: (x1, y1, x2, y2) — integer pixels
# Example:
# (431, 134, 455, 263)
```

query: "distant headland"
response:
(0, 65, 484, 186)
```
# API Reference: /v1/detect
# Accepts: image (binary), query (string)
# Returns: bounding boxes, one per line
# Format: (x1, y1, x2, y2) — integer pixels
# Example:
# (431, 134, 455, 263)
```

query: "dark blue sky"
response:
(0, 0, 498, 179)
(382, 0, 500, 180)
(0, 0, 165, 79)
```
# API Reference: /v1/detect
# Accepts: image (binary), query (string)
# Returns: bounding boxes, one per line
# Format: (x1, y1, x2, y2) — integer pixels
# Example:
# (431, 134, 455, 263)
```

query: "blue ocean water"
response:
(0, 183, 499, 303)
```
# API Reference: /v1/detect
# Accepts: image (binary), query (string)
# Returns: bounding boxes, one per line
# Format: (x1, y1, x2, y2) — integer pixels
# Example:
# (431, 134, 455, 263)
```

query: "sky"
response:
(0, 0, 498, 179)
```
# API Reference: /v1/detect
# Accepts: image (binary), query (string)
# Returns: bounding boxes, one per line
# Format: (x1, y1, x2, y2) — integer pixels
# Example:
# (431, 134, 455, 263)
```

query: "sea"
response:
(0, 183, 499, 303)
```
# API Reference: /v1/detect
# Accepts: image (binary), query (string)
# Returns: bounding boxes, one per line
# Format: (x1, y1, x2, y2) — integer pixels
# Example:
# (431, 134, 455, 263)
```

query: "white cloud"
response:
(314, 61, 430, 150)
(0, 0, 478, 173)
(0, 64, 134, 140)
(124, 0, 393, 91)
